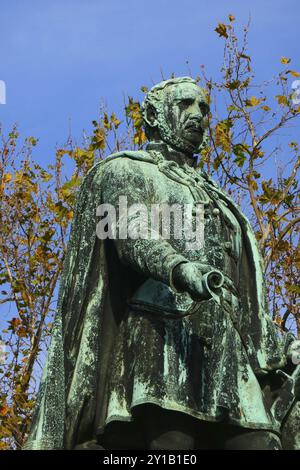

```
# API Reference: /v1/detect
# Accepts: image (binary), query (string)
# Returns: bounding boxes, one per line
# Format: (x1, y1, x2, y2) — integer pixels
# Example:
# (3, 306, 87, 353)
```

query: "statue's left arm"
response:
(100, 157, 190, 292)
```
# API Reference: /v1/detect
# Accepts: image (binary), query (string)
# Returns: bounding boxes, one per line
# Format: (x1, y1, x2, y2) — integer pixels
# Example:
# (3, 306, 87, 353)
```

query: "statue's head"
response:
(142, 77, 210, 155)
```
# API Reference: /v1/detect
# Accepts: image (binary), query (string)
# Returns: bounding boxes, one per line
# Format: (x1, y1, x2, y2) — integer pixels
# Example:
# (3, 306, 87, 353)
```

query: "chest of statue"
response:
(145, 160, 242, 281)
(127, 160, 243, 318)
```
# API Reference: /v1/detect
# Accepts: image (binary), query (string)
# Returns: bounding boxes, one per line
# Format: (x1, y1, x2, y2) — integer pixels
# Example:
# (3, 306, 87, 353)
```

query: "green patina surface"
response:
(24, 77, 300, 450)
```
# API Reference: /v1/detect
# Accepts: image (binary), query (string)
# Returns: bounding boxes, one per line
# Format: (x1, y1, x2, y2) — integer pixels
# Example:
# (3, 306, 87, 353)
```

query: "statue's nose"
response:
(187, 113, 203, 126)
(189, 105, 203, 120)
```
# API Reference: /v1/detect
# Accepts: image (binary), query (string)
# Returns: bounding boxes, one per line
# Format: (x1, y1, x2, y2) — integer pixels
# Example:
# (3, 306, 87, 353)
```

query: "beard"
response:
(156, 111, 205, 155)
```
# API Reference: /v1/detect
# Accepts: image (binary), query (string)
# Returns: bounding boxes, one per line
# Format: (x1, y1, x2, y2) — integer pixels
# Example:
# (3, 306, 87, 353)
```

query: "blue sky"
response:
(0, 0, 299, 165)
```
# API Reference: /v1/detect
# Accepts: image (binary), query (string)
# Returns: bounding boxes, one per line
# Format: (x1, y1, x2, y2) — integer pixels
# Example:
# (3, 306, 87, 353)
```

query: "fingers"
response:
(188, 279, 207, 301)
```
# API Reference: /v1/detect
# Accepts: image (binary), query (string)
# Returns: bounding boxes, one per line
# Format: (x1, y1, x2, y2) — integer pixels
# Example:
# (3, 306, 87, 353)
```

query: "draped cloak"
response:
(24, 148, 300, 449)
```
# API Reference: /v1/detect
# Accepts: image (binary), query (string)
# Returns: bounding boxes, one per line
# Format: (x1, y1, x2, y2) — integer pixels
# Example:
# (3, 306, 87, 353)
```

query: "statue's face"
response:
(162, 82, 209, 152)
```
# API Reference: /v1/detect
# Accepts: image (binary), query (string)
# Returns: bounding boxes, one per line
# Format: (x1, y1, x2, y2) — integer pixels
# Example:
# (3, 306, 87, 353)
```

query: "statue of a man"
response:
(25, 77, 300, 450)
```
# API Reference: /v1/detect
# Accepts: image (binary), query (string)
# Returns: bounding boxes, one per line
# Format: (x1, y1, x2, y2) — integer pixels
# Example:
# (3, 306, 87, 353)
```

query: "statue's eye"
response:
(180, 98, 193, 107)
(199, 103, 209, 115)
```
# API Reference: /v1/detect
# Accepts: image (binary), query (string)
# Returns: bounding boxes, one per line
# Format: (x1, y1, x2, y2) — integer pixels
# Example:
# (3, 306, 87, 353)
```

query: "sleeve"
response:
(101, 157, 189, 291)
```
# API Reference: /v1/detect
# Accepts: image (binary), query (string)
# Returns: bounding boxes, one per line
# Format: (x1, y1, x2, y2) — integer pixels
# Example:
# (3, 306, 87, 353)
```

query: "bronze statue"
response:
(24, 77, 300, 450)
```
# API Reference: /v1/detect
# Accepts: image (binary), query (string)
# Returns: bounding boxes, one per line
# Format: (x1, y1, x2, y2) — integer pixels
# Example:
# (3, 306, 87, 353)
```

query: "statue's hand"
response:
(287, 340, 300, 366)
(172, 261, 223, 301)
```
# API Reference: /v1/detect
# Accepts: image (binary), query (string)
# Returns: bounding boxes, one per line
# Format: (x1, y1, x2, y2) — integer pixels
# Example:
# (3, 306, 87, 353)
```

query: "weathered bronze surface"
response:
(24, 77, 300, 450)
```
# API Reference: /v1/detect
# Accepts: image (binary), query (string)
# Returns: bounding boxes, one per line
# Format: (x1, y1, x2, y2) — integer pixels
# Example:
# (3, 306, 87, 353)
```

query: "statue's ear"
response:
(143, 103, 158, 128)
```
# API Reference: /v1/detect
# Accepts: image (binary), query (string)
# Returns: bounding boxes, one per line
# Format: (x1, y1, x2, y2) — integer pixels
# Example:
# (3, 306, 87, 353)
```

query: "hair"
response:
(141, 77, 210, 153)
(142, 77, 197, 139)
(143, 76, 197, 108)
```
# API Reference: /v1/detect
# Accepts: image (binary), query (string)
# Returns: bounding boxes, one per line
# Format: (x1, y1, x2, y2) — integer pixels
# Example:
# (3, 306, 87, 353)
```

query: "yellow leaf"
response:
(225, 80, 241, 90)
(91, 127, 106, 150)
(103, 113, 111, 130)
(215, 23, 228, 39)
(133, 128, 147, 146)
(290, 70, 300, 77)
(276, 95, 289, 106)
(245, 96, 262, 107)
(261, 105, 271, 111)
(66, 210, 74, 221)
(27, 136, 38, 146)
(228, 14, 235, 22)
(251, 180, 258, 191)
(215, 121, 231, 152)
(40, 170, 52, 182)
(3, 172, 12, 183)
(280, 57, 291, 64)
(110, 112, 121, 129)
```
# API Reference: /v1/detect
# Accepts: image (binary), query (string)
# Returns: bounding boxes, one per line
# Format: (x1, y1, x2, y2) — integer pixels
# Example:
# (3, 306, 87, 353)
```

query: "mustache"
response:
(184, 118, 204, 131)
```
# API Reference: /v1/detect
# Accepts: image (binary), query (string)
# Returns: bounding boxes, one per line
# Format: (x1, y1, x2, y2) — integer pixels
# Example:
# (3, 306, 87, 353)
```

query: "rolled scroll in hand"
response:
(201, 270, 224, 305)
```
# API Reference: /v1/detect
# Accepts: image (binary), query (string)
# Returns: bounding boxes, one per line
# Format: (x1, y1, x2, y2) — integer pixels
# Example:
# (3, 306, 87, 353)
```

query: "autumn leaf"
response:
(233, 143, 248, 167)
(228, 14, 235, 22)
(280, 57, 291, 64)
(133, 128, 147, 146)
(245, 96, 262, 107)
(91, 127, 106, 150)
(276, 95, 289, 106)
(17, 327, 27, 338)
(9, 318, 22, 332)
(286, 70, 300, 77)
(0, 404, 9, 416)
(285, 284, 300, 294)
(40, 170, 52, 182)
(3, 172, 12, 183)
(26, 136, 38, 146)
(212, 153, 225, 170)
(215, 23, 228, 39)
(110, 112, 121, 129)
(125, 97, 143, 127)
(0, 442, 9, 450)
(261, 105, 271, 112)
(103, 113, 111, 130)
(215, 120, 232, 152)
(253, 148, 264, 159)
(225, 80, 241, 90)
(66, 210, 74, 221)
